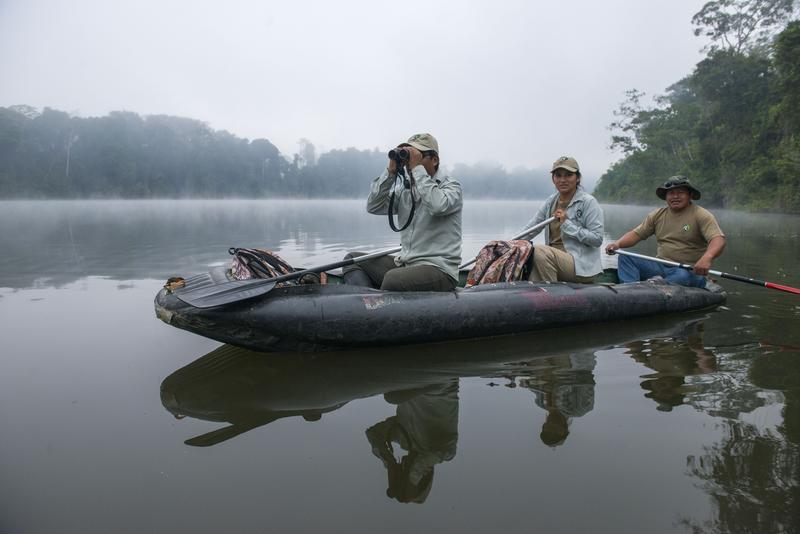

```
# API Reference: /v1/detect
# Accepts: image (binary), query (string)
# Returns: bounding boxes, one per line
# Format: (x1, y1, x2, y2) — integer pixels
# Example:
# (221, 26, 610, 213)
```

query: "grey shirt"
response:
(367, 165, 463, 281)
(523, 190, 604, 277)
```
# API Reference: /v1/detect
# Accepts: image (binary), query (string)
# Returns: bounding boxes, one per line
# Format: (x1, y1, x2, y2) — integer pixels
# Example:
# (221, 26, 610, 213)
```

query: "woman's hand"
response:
(553, 208, 567, 222)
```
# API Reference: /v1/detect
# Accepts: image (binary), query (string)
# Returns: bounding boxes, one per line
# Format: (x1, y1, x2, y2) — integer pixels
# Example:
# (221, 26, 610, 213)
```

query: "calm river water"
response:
(1, 199, 799, 534)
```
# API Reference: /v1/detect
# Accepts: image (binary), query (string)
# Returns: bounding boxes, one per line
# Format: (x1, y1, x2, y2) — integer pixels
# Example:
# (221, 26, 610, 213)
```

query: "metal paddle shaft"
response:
(175, 246, 402, 308)
(459, 216, 557, 269)
(611, 249, 800, 295)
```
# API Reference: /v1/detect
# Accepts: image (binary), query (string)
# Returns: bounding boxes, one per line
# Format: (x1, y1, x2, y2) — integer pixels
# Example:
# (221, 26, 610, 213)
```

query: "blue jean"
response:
(617, 254, 707, 288)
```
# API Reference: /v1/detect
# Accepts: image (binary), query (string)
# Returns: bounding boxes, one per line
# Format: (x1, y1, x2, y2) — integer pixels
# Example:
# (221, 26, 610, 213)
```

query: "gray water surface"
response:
(1, 200, 798, 534)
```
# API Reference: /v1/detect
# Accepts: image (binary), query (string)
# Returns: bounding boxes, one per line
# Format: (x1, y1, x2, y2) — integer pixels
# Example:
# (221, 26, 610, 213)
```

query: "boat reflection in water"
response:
(160, 313, 719, 503)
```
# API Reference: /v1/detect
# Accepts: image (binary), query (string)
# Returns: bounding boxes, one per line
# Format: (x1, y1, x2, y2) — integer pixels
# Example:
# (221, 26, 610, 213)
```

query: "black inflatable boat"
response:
(154, 267, 726, 352)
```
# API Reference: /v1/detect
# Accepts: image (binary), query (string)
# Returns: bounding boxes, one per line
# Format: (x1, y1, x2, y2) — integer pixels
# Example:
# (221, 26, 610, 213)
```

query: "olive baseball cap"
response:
(656, 175, 701, 200)
(551, 156, 579, 173)
(405, 133, 439, 154)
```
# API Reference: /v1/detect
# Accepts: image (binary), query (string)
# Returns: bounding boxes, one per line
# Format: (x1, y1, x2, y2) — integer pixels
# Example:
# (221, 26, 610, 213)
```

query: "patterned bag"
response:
(229, 247, 327, 285)
(465, 240, 534, 287)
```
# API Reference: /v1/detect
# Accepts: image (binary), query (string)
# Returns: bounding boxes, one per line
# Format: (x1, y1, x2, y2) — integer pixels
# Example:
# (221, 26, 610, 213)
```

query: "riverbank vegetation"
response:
(594, 0, 800, 213)
(0, 107, 553, 200)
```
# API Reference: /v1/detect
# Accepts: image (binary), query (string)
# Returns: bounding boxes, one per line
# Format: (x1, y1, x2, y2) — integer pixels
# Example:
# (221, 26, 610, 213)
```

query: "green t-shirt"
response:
(633, 204, 724, 264)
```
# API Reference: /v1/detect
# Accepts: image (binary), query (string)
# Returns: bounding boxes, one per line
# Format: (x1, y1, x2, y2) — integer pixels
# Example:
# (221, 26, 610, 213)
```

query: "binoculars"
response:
(388, 148, 410, 162)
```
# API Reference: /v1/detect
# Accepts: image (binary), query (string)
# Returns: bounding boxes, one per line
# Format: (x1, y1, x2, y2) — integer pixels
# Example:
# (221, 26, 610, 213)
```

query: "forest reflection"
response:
(618, 324, 800, 532)
(680, 348, 800, 533)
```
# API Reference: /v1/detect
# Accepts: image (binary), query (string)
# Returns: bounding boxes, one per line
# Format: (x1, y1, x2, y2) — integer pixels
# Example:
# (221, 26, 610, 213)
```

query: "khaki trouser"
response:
(342, 252, 457, 291)
(527, 245, 597, 283)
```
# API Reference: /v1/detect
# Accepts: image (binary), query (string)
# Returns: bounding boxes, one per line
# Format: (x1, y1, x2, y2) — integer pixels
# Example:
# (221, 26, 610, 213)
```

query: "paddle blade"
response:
(171, 246, 401, 309)
(184, 419, 278, 447)
(766, 282, 800, 295)
(175, 278, 277, 308)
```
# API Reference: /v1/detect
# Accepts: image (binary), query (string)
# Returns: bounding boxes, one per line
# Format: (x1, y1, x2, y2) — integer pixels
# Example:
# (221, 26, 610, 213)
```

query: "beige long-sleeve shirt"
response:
(367, 165, 462, 281)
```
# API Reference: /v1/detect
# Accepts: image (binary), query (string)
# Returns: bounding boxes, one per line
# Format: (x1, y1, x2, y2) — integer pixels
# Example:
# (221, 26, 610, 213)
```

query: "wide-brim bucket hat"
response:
(656, 176, 701, 200)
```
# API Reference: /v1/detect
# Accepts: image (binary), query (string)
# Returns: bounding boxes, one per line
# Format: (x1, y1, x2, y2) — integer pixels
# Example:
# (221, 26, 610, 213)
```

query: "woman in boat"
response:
(522, 156, 604, 283)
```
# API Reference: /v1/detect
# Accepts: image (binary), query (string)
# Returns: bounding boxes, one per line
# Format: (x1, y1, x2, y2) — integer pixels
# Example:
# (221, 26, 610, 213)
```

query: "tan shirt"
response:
(548, 199, 570, 251)
(633, 204, 724, 264)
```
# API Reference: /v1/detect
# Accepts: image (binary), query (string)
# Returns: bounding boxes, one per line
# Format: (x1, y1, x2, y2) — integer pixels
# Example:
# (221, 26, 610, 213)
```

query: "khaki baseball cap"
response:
(405, 133, 439, 154)
(551, 156, 580, 173)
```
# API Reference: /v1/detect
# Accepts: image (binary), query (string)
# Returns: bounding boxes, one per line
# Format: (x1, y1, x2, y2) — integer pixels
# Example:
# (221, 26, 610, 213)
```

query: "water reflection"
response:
(683, 350, 800, 533)
(0, 199, 384, 289)
(159, 345, 581, 502)
(619, 322, 800, 532)
(518, 353, 596, 447)
(751, 351, 800, 444)
(366, 380, 458, 503)
(4, 200, 800, 530)
(2, 200, 799, 293)
(161, 316, 717, 502)
(624, 322, 718, 412)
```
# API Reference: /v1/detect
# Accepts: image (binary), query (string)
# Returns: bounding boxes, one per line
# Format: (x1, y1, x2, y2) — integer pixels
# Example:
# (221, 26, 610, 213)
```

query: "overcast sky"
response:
(0, 0, 709, 184)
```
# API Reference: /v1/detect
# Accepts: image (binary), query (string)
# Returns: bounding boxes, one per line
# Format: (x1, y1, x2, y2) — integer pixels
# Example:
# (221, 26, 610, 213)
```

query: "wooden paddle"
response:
(175, 246, 401, 308)
(459, 216, 557, 269)
(610, 249, 800, 295)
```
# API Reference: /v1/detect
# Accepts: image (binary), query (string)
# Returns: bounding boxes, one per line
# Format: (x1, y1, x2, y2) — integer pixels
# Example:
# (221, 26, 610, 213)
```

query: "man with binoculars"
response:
(342, 133, 463, 291)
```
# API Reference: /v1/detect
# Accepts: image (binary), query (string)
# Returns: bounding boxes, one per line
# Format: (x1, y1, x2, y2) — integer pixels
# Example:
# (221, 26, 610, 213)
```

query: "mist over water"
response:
(2, 199, 798, 288)
(1, 199, 799, 533)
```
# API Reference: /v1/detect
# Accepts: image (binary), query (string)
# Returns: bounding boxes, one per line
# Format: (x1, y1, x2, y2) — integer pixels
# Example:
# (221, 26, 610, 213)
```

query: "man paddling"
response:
(342, 133, 463, 291)
(605, 176, 726, 288)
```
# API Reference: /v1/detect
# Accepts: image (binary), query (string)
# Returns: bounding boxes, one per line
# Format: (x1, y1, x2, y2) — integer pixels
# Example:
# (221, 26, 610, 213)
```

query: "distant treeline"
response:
(0, 106, 554, 199)
(595, 2, 800, 214)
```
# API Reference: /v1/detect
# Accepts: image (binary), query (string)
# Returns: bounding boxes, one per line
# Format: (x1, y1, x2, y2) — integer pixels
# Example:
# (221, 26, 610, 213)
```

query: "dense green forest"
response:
(0, 106, 554, 200)
(595, 0, 800, 213)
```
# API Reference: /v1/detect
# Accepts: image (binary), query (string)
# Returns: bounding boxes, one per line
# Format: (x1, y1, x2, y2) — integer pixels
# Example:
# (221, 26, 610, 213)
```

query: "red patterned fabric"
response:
(465, 240, 533, 287)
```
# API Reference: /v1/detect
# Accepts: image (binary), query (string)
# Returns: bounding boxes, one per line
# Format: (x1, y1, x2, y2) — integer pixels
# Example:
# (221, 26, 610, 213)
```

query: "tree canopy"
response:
(0, 107, 554, 200)
(595, 2, 800, 213)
